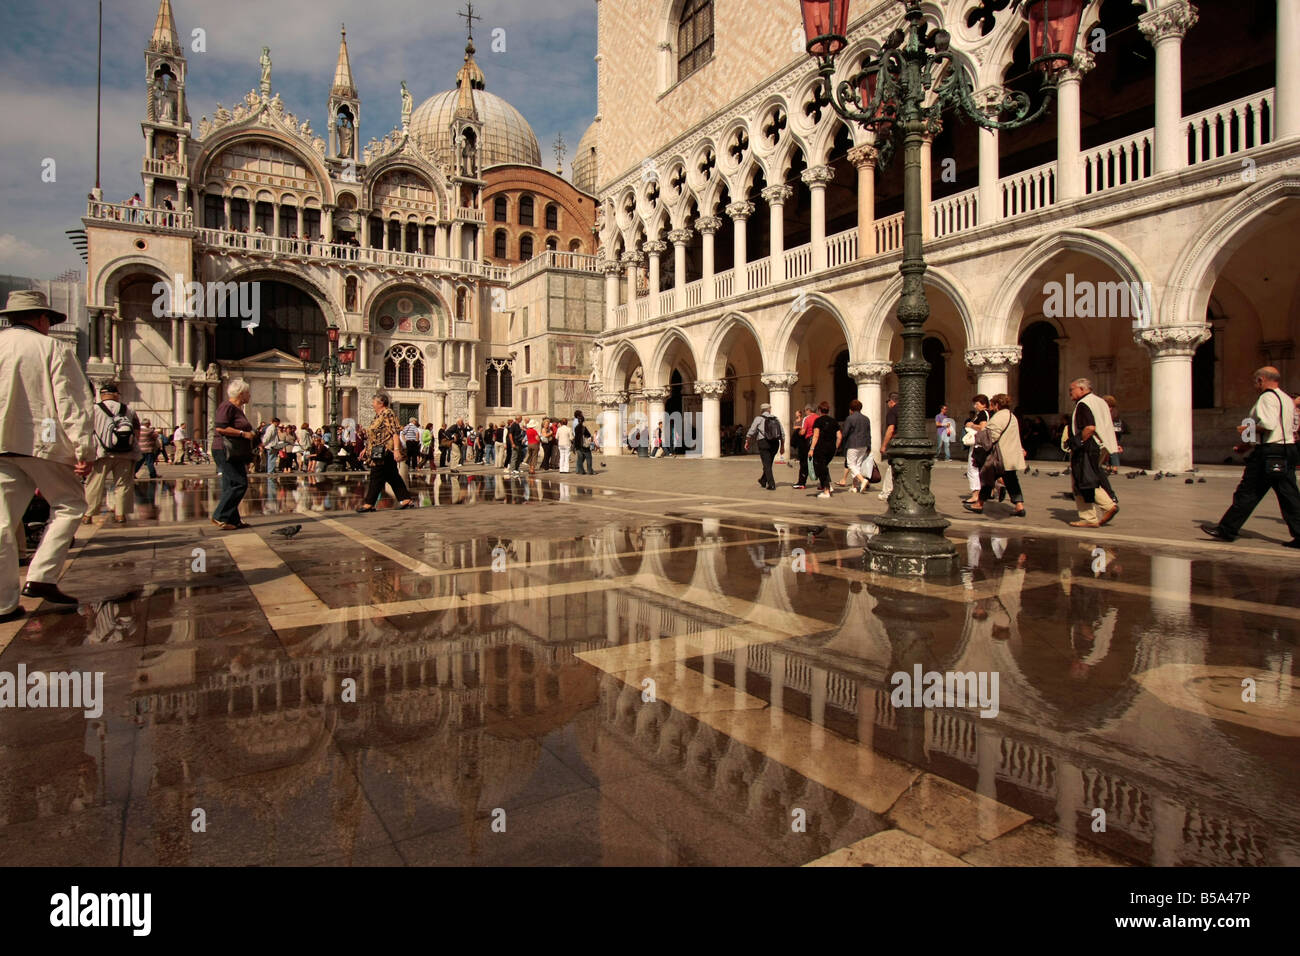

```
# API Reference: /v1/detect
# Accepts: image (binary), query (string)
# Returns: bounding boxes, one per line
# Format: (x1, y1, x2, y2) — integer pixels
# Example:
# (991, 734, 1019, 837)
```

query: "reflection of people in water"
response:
(80, 599, 138, 645)
(1062, 547, 1120, 678)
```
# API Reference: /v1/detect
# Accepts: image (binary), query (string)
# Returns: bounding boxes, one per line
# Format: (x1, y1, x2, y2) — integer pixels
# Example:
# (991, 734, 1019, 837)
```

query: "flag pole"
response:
(94, 0, 102, 195)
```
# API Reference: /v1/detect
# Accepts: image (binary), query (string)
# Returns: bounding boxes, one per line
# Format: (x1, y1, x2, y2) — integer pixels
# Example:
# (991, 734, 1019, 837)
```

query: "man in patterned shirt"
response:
(356, 392, 415, 512)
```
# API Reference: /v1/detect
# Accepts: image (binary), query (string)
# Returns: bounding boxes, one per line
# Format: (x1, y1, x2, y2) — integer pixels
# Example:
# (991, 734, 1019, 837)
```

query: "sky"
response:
(0, 0, 597, 278)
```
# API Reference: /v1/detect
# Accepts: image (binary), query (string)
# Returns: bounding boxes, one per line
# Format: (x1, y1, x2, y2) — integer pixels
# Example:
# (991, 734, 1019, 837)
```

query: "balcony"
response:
(86, 200, 192, 231)
(193, 226, 490, 279)
(507, 249, 601, 285)
(144, 157, 187, 178)
(456, 206, 487, 223)
(608, 88, 1277, 332)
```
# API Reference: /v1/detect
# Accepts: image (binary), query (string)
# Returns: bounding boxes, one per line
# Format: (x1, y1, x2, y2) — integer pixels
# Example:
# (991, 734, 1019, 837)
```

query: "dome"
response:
(573, 120, 598, 195)
(409, 88, 542, 170)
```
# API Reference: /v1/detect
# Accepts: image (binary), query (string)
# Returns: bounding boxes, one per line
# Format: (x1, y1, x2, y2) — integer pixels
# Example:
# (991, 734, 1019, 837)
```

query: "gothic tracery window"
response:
(384, 344, 425, 390)
(677, 0, 714, 82)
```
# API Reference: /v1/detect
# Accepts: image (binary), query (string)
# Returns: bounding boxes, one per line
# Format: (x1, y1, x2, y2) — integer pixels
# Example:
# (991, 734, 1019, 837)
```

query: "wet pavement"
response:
(1, 464, 1297, 866)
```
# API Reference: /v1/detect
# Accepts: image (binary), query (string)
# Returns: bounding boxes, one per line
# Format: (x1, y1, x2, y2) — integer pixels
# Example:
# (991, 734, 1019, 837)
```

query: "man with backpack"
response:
(84, 382, 139, 525)
(744, 403, 785, 490)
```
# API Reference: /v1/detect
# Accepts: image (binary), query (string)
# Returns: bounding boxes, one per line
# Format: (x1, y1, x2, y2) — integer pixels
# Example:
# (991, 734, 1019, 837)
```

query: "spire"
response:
(454, 39, 485, 121)
(332, 24, 356, 97)
(148, 0, 181, 54)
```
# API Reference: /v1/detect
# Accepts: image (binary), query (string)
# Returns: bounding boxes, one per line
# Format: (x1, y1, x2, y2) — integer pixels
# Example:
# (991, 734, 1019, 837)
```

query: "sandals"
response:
(397, 500, 415, 510)
(355, 505, 376, 513)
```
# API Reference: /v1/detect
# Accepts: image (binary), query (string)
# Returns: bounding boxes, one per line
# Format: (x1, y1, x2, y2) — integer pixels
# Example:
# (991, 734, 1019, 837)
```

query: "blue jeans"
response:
(213, 448, 249, 525)
(576, 446, 593, 474)
(484, 444, 495, 466)
(935, 436, 951, 460)
(136, 451, 158, 478)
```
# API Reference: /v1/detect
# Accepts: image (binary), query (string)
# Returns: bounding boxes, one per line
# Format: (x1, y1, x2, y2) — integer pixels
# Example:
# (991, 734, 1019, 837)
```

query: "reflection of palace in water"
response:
(6, 512, 1297, 864)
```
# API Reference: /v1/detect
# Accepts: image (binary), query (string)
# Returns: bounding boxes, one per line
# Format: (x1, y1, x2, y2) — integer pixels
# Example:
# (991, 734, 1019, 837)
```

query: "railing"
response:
(456, 206, 486, 223)
(684, 277, 704, 309)
(874, 212, 904, 254)
(658, 288, 676, 316)
(144, 157, 186, 177)
(635, 297, 651, 323)
(613, 303, 629, 327)
(87, 200, 192, 230)
(746, 259, 770, 291)
(193, 227, 482, 275)
(932, 188, 978, 238)
(826, 227, 858, 267)
(1186, 88, 1274, 166)
(714, 269, 734, 300)
(1084, 132, 1153, 196)
(784, 242, 813, 281)
(1001, 162, 1055, 219)
(508, 249, 600, 284)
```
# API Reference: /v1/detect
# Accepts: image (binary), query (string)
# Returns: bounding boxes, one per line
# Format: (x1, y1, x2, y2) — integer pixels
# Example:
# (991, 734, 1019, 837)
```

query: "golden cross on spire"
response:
(554, 132, 567, 172)
(459, 3, 482, 40)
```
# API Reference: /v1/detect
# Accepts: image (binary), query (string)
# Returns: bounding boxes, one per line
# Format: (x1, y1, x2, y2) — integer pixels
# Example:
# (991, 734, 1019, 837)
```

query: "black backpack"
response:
(96, 402, 135, 454)
(760, 414, 782, 442)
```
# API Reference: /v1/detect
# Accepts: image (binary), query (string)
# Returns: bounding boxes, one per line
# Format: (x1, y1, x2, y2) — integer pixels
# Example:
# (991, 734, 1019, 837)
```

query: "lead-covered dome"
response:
(409, 88, 542, 170)
(573, 120, 598, 194)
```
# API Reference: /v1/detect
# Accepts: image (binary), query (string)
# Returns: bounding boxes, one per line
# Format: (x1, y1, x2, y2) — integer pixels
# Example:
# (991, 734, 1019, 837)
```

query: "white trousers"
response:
(846, 447, 869, 482)
(559, 447, 571, 473)
(877, 449, 894, 498)
(1, 456, 86, 613)
(967, 451, 981, 492)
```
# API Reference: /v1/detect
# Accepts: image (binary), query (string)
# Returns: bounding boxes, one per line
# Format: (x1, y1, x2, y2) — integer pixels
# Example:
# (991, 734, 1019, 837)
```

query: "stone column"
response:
(920, 125, 939, 240)
(643, 240, 668, 316)
(272, 203, 281, 238)
(849, 361, 893, 445)
(602, 260, 623, 326)
(975, 88, 1005, 222)
(760, 372, 799, 442)
(598, 391, 627, 456)
(668, 228, 693, 312)
(621, 251, 643, 313)
(761, 185, 793, 281)
(170, 317, 181, 365)
(223, 196, 231, 230)
(357, 334, 369, 372)
(847, 144, 878, 258)
(1279, 0, 1300, 139)
(1138, 324, 1210, 473)
(801, 166, 835, 271)
(173, 384, 187, 428)
(180, 319, 192, 368)
(432, 390, 447, 426)
(696, 380, 727, 459)
(1056, 53, 1095, 200)
(1140, 1, 1199, 174)
(725, 201, 755, 292)
(965, 346, 1022, 399)
(696, 217, 722, 303)
(643, 387, 670, 445)
(196, 322, 209, 370)
(296, 206, 304, 238)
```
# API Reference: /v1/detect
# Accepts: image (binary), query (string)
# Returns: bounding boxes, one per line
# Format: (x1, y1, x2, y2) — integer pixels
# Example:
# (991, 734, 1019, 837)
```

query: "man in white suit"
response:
(0, 290, 94, 620)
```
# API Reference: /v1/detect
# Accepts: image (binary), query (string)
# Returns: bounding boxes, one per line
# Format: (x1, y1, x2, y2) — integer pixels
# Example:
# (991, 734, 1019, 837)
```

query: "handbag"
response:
(226, 434, 255, 465)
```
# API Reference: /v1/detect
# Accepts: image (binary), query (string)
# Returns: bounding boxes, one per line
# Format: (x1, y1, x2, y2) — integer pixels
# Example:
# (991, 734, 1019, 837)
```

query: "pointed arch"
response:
(859, 267, 977, 360)
(647, 327, 700, 389)
(773, 291, 854, 370)
(701, 311, 765, 380)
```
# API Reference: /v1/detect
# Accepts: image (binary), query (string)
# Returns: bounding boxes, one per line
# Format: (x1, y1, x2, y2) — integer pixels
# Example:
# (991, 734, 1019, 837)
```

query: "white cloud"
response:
(0, 233, 53, 274)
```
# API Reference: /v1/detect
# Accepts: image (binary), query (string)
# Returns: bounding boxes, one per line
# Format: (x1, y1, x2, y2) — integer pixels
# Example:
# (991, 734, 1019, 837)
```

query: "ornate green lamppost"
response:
(800, 0, 1087, 576)
(298, 323, 357, 471)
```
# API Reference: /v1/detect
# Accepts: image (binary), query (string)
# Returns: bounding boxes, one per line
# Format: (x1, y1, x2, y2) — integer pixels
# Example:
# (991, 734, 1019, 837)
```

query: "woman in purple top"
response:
(211, 378, 257, 530)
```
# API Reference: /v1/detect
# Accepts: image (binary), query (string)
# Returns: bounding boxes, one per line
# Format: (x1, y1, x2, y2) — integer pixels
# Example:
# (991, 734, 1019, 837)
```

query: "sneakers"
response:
(817, 491, 832, 499)
(792, 484, 806, 490)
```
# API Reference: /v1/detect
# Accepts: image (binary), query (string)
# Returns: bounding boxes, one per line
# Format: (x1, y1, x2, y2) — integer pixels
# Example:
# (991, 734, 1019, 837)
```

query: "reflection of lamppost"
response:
(800, 0, 1087, 577)
(298, 322, 357, 469)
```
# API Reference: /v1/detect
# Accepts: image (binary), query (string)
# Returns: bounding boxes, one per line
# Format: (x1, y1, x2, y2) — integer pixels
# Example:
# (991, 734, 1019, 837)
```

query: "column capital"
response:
(964, 346, 1023, 372)
(1139, 1, 1198, 43)
(761, 185, 794, 206)
(642, 239, 669, 256)
(760, 371, 799, 392)
(620, 250, 645, 266)
(1135, 324, 1211, 357)
(695, 379, 727, 398)
(847, 361, 894, 384)
(1059, 50, 1097, 83)
(668, 228, 695, 245)
(847, 143, 879, 169)
(597, 391, 627, 407)
(641, 387, 671, 401)
(800, 165, 836, 187)
(725, 201, 756, 221)
(695, 216, 724, 234)
(600, 259, 624, 277)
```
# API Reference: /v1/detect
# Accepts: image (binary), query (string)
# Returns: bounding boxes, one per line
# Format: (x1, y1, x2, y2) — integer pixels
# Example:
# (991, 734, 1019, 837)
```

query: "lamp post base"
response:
(865, 523, 959, 578)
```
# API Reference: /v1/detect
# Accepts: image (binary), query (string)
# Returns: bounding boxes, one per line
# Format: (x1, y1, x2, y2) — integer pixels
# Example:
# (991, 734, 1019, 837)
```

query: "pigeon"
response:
(1032, 469, 1040, 477)
(1138, 470, 1148, 476)
(1164, 471, 1177, 478)
(1185, 478, 1194, 484)
(1126, 472, 1137, 479)
(272, 524, 302, 539)
(1154, 474, 1162, 480)
(1197, 477, 1207, 483)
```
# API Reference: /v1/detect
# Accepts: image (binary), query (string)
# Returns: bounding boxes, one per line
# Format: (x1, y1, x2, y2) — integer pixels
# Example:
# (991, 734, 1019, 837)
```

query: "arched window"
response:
(456, 286, 467, 321)
(520, 234, 534, 260)
(499, 365, 513, 406)
(569, 238, 583, 253)
(677, 0, 714, 82)
(486, 364, 499, 407)
(519, 194, 535, 226)
(384, 344, 425, 391)
(494, 229, 508, 258)
(546, 236, 558, 251)
(494, 196, 508, 222)
(545, 203, 559, 230)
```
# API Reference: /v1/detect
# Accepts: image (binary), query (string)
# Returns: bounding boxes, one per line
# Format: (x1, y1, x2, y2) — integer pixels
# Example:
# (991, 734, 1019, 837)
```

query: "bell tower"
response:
(328, 24, 361, 174)
(142, 0, 190, 210)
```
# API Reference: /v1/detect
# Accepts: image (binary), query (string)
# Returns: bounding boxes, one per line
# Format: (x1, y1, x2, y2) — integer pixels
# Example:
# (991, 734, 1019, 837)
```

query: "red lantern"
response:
(1024, 0, 1086, 72)
(339, 341, 357, 365)
(297, 339, 312, 362)
(326, 323, 340, 344)
(800, 0, 852, 59)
